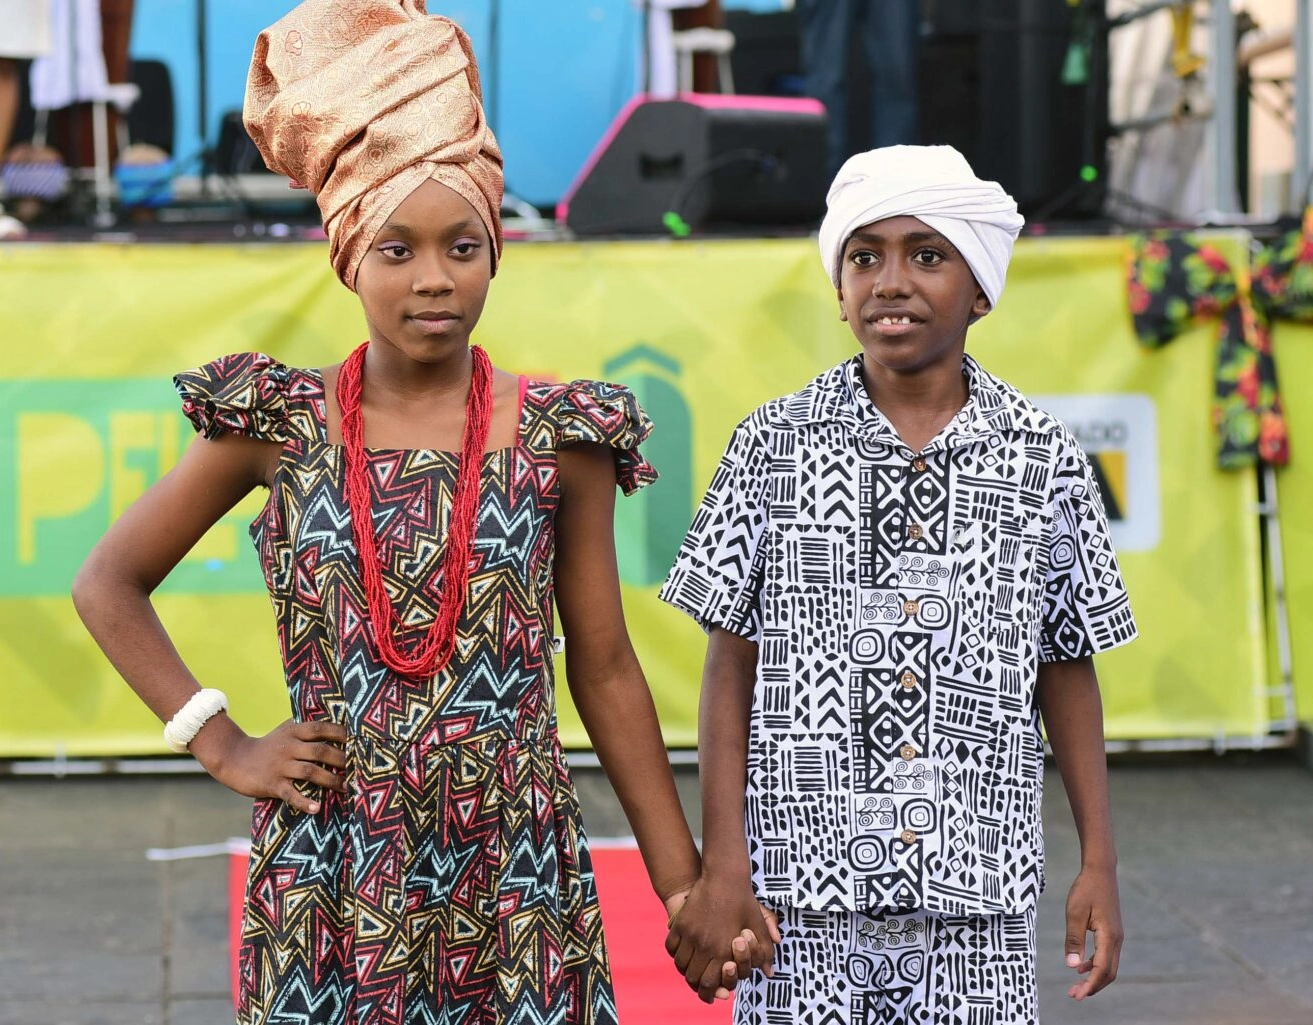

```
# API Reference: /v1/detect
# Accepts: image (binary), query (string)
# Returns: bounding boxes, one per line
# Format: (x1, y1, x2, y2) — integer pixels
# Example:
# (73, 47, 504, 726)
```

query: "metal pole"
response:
(1260, 465, 1298, 735)
(1297, 0, 1312, 206)
(1209, 0, 1239, 213)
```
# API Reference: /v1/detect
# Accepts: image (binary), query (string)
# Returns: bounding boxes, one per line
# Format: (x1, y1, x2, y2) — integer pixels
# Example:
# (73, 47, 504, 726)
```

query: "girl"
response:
(73, 3, 754, 1020)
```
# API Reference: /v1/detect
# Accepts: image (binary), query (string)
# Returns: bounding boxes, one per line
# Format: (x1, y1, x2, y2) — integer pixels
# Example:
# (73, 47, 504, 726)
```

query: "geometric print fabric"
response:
(661, 354, 1136, 919)
(730, 903, 1038, 1025)
(176, 353, 655, 1025)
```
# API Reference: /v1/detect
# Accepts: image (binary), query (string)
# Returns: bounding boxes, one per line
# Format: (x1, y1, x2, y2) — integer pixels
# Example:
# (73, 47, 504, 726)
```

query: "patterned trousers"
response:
(732, 903, 1038, 1025)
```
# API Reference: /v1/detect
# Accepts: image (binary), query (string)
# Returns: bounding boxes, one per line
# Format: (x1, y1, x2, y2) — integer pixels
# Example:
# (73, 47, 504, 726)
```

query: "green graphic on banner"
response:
(604, 345, 693, 587)
(0, 379, 266, 596)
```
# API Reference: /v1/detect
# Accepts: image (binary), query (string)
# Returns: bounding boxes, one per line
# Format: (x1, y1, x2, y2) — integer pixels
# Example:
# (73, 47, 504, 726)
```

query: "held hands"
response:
(189, 716, 351, 814)
(1063, 865, 1123, 1000)
(664, 876, 781, 1004)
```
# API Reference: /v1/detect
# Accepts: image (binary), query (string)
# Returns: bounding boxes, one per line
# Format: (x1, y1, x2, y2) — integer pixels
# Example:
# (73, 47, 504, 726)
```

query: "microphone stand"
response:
(196, 0, 212, 198)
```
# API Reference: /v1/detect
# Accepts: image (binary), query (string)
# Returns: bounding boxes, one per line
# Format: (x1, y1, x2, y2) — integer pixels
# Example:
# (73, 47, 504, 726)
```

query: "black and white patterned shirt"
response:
(660, 354, 1137, 916)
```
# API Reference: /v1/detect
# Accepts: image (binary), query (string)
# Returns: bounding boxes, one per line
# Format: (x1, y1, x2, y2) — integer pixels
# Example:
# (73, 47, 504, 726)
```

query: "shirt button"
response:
(900, 670, 919, 689)
(899, 744, 918, 760)
(912, 457, 927, 472)
(902, 599, 920, 615)
(907, 524, 923, 540)
(900, 829, 918, 845)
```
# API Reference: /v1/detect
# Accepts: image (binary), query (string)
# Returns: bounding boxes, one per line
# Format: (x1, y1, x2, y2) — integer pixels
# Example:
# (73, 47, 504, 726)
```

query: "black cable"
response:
(663, 148, 781, 236)
(196, 0, 211, 192)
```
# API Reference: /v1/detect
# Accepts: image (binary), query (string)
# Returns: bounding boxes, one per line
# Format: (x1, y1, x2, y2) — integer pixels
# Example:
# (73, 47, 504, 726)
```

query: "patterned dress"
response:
(175, 352, 655, 1025)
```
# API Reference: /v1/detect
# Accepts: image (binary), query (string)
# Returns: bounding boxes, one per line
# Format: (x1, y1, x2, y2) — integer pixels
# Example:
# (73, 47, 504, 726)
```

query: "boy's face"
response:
(836, 215, 992, 376)
(354, 178, 493, 365)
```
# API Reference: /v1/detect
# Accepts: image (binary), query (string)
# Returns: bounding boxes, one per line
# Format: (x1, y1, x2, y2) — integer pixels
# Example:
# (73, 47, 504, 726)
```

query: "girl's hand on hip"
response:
(190, 716, 351, 814)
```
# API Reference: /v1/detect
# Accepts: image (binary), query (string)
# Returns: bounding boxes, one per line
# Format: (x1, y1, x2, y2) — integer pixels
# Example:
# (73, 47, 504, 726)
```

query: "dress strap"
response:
(516, 375, 529, 442)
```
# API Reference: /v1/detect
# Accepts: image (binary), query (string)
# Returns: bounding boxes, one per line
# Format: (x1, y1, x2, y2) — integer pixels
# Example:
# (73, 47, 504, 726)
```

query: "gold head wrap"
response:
(244, 0, 504, 291)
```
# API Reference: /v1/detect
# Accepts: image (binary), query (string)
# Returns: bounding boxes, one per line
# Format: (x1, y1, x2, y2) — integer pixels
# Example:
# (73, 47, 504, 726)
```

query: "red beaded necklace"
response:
(336, 341, 494, 678)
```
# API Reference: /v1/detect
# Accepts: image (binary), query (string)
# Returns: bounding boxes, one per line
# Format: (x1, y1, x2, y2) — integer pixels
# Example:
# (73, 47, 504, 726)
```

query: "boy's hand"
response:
(1063, 865, 1123, 1000)
(720, 905, 781, 993)
(664, 875, 778, 1003)
(663, 890, 782, 1000)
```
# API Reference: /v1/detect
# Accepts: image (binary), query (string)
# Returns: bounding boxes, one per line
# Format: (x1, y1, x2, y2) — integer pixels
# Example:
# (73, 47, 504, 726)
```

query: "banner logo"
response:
(0, 380, 266, 596)
(1034, 394, 1160, 552)
(604, 344, 693, 587)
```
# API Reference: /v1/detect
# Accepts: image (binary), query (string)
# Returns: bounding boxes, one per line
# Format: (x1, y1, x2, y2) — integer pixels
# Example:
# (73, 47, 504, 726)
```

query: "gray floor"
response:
(1, 752, 1310, 1025)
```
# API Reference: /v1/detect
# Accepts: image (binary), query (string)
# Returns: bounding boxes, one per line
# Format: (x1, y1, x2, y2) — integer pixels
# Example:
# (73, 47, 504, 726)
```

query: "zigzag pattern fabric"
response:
(176, 352, 654, 1025)
(661, 355, 1136, 922)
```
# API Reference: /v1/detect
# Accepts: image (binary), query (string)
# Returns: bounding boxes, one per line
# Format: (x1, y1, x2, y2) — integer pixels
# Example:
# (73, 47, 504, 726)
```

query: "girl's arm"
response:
(554, 443, 702, 900)
(662, 626, 776, 1002)
(1036, 656, 1123, 1001)
(72, 433, 349, 811)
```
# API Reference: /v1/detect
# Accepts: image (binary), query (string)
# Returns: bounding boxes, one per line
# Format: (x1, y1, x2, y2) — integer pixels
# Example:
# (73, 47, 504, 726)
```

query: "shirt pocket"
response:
(951, 513, 1046, 632)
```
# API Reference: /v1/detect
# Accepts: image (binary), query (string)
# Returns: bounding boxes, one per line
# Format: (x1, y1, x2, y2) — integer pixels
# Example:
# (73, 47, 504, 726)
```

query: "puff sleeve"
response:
(173, 352, 294, 443)
(556, 380, 658, 496)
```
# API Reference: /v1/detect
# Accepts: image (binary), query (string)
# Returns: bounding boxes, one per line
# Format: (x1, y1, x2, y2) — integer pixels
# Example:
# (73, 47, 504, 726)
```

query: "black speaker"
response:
(722, 3, 1110, 219)
(126, 60, 175, 155)
(556, 96, 829, 236)
(970, 0, 1108, 217)
(214, 109, 274, 176)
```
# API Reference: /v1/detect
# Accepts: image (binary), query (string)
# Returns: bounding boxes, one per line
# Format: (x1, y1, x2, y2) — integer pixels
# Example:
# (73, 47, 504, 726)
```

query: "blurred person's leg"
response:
(798, 0, 857, 177)
(0, 59, 24, 237)
(0, 58, 18, 157)
(0, 0, 52, 237)
(864, 0, 920, 148)
(0, 0, 52, 156)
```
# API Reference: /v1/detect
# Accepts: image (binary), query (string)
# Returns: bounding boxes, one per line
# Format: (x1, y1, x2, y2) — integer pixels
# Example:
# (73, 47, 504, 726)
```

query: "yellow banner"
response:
(0, 235, 1272, 755)
(1272, 323, 1313, 726)
(972, 234, 1268, 740)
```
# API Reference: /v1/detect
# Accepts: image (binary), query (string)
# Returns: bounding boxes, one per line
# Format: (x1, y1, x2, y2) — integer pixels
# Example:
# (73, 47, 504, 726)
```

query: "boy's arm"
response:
(664, 626, 777, 1003)
(1036, 656, 1123, 1001)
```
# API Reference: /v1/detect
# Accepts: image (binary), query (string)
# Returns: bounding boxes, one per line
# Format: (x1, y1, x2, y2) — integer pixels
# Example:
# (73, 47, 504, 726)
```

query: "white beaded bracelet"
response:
(163, 688, 229, 753)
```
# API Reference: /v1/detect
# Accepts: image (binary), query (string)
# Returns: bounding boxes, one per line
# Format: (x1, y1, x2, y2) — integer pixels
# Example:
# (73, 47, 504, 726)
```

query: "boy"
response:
(660, 145, 1135, 1022)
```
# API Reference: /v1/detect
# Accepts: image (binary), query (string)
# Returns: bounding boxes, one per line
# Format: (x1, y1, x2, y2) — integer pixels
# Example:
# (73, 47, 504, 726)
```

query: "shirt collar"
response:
(784, 352, 1061, 450)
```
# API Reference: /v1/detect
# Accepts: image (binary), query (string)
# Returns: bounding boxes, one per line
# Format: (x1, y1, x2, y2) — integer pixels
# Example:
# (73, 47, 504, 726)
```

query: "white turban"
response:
(818, 145, 1025, 311)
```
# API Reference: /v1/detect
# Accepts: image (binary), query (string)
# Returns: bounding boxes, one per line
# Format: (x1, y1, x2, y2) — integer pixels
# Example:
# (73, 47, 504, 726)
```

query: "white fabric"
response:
(732, 904, 1038, 1025)
(818, 144, 1025, 312)
(0, 0, 52, 58)
(28, 0, 110, 110)
(638, 0, 704, 99)
(163, 688, 229, 753)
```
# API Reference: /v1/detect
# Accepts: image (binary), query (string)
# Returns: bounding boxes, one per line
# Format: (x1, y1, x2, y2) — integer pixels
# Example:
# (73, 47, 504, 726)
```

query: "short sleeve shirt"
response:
(660, 355, 1137, 916)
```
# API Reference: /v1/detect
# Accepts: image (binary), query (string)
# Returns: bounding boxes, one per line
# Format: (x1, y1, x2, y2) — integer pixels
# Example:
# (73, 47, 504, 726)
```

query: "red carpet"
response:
(228, 842, 732, 1023)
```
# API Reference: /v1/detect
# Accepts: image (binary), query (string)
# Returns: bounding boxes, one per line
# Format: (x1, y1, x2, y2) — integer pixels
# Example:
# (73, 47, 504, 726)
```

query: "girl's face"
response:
(354, 178, 493, 364)
(836, 215, 991, 376)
